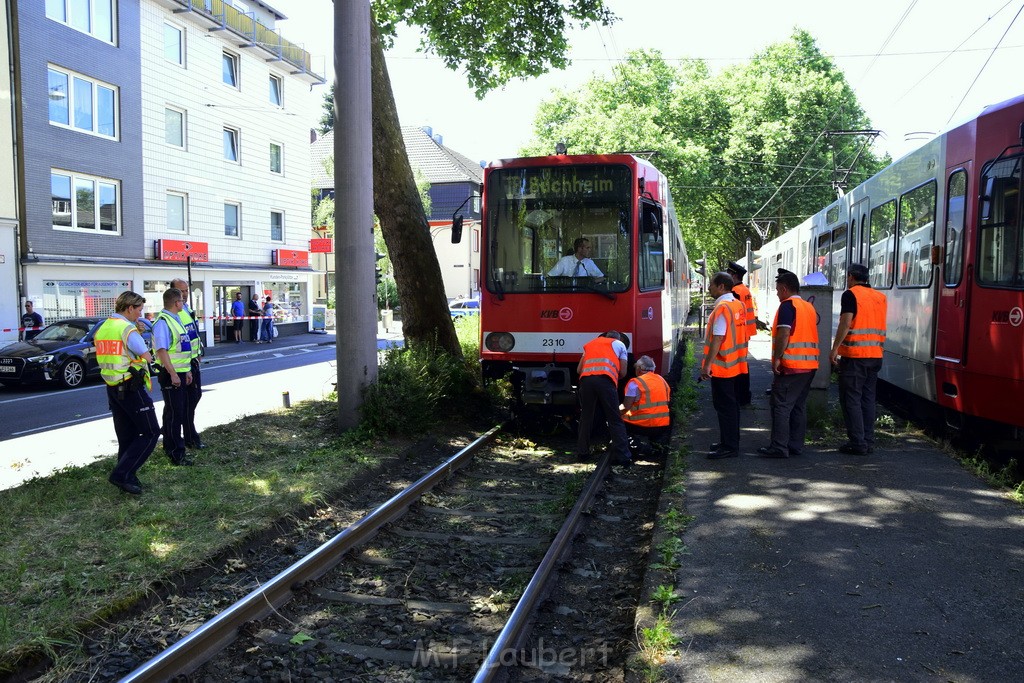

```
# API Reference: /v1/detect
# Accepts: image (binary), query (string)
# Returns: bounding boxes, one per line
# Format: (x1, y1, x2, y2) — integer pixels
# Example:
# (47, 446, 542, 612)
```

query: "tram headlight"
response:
(484, 332, 515, 352)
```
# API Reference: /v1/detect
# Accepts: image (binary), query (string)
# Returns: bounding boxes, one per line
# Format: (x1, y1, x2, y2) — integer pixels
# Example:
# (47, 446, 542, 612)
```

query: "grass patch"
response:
(635, 611, 679, 682)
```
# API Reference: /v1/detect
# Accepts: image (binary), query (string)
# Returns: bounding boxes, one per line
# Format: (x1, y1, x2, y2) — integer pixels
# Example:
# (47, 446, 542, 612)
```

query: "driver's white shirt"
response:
(548, 254, 604, 277)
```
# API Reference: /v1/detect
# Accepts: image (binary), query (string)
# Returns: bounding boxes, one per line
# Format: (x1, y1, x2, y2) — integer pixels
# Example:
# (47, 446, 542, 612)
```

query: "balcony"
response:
(162, 0, 325, 85)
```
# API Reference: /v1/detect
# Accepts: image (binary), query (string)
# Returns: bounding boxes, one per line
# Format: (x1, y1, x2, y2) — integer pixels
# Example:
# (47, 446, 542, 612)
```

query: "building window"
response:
(270, 210, 283, 241)
(269, 142, 282, 174)
(51, 170, 119, 233)
(224, 202, 240, 237)
(223, 127, 239, 162)
(269, 74, 282, 106)
(48, 66, 117, 139)
(164, 23, 183, 65)
(222, 51, 238, 88)
(165, 107, 185, 147)
(46, 0, 115, 43)
(167, 192, 186, 232)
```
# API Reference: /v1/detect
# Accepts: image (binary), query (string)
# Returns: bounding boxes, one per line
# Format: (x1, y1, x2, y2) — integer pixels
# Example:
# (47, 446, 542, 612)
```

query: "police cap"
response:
(726, 261, 746, 277)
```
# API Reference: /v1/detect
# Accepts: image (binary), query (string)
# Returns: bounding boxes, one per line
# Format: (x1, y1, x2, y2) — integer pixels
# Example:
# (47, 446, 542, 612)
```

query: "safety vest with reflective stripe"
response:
(179, 305, 202, 361)
(155, 312, 193, 372)
(624, 372, 671, 427)
(95, 317, 151, 389)
(773, 297, 820, 371)
(579, 337, 621, 384)
(732, 282, 757, 337)
(839, 285, 887, 359)
(704, 298, 749, 378)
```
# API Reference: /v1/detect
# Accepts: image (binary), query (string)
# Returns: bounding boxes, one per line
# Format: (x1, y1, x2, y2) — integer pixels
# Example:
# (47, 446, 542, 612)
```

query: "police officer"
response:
(621, 355, 672, 459)
(171, 278, 206, 449)
(153, 287, 194, 466)
(727, 261, 756, 406)
(701, 272, 749, 459)
(757, 269, 818, 459)
(96, 291, 159, 495)
(576, 330, 632, 466)
(829, 263, 887, 455)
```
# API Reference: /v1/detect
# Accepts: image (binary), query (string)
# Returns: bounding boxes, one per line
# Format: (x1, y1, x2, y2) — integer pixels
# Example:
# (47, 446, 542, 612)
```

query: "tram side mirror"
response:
(666, 258, 673, 273)
(451, 214, 463, 244)
(980, 177, 995, 221)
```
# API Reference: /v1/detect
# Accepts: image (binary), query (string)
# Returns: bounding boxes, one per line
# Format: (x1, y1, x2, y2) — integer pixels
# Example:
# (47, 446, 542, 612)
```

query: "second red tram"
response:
(477, 154, 690, 408)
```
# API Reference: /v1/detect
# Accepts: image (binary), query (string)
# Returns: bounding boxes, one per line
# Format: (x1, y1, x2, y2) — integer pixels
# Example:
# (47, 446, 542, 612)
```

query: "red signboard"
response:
(274, 249, 309, 267)
(310, 238, 334, 253)
(156, 239, 209, 262)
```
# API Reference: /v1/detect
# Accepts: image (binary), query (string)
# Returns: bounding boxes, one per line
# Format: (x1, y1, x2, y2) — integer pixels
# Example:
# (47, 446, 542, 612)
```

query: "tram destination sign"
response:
(496, 165, 630, 201)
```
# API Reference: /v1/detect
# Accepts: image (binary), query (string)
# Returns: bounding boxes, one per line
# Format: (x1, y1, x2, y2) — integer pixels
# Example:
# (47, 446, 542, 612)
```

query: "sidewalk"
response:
(660, 336, 1024, 682)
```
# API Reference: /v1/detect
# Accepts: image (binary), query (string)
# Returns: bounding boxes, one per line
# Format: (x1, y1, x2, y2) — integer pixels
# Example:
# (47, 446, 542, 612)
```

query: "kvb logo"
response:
(559, 307, 573, 321)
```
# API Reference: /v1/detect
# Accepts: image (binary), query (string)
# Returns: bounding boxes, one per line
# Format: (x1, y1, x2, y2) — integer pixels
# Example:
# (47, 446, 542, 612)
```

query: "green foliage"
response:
(372, 0, 616, 97)
(359, 343, 476, 436)
(525, 31, 886, 263)
(650, 584, 681, 611)
(312, 195, 334, 232)
(376, 278, 399, 310)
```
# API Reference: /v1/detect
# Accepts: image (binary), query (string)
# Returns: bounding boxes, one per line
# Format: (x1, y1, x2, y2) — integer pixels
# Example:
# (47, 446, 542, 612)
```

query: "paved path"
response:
(661, 336, 1024, 682)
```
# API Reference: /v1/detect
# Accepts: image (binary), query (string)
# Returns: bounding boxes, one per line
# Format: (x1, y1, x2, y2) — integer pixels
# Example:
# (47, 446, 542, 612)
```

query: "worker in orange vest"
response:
(701, 271, 749, 459)
(576, 330, 632, 466)
(757, 269, 819, 459)
(727, 261, 757, 406)
(829, 263, 887, 455)
(621, 355, 672, 460)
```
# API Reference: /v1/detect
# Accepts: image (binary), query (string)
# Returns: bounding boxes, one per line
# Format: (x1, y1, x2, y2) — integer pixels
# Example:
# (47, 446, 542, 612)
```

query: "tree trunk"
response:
(370, 20, 462, 357)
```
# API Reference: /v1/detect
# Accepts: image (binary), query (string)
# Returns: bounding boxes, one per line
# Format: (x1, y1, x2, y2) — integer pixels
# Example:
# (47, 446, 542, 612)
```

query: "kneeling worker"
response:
(621, 355, 672, 459)
(97, 291, 160, 495)
(576, 330, 632, 466)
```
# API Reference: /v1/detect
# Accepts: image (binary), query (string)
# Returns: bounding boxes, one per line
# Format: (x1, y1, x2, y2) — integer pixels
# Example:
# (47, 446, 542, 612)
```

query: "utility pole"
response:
(334, 0, 376, 429)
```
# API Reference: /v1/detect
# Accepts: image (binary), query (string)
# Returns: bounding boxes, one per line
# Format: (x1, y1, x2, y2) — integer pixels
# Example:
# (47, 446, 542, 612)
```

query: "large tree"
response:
(361, 0, 615, 354)
(524, 30, 885, 268)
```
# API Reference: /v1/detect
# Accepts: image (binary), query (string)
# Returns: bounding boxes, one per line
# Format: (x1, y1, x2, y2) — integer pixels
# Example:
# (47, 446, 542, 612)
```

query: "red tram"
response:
(476, 154, 690, 409)
(745, 94, 1024, 443)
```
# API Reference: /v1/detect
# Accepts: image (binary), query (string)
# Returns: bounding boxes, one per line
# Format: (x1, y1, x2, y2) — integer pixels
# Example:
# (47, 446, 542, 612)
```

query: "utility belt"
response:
(156, 364, 188, 388)
(115, 366, 150, 397)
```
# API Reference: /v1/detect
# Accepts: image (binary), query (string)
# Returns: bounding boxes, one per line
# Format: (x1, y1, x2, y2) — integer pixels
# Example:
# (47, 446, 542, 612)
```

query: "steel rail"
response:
(472, 452, 612, 682)
(120, 425, 503, 683)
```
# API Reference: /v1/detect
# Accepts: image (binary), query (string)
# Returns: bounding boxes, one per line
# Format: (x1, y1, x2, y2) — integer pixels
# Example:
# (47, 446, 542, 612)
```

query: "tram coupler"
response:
(519, 364, 576, 406)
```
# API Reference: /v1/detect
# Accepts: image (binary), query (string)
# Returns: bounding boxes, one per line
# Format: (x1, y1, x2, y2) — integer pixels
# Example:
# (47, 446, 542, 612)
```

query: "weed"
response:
(636, 611, 678, 682)
(650, 584, 681, 611)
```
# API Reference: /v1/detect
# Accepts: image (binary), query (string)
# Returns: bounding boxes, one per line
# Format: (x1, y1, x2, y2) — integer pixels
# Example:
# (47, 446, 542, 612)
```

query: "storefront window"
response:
(41, 280, 132, 321)
(143, 280, 205, 330)
(263, 281, 307, 323)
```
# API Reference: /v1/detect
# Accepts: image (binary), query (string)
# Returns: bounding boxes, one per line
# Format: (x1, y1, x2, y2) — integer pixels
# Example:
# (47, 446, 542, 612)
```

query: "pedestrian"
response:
(829, 263, 887, 455)
(621, 355, 672, 460)
(96, 291, 159, 495)
(727, 261, 756, 406)
(231, 291, 245, 343)
(153, 287, 194, 467)
(21, 300, 44, 341)
(700, 271, 749, 459)
(248, 293, 262, 342)
(757, 268, 818, 459)
(260, 296, 275, 343)
(576, 330, 632, 466)
(171, 278, 206, 450)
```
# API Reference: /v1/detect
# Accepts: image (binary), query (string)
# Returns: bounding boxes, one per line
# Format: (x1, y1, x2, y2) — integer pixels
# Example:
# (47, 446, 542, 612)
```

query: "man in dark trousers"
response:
(247, 293, 262, 342)
(727, 261, 756, 405)
(829, 263, 888, 455)
(21, 301, 44, 340)
(758, 269, 818, 459)
(701, 272, 749, 459)
(576, 330, 632, 466)
(153, 288, 194, 466)
(171, 278, 206, 450)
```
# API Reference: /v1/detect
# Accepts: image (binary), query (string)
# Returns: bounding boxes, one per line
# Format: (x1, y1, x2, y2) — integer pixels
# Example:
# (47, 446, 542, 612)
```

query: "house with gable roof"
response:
(310, 126, 483, 303)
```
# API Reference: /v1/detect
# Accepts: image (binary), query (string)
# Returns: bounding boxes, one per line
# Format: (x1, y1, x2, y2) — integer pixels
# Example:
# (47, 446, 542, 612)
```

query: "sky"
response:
(274, 0, 1024, 166)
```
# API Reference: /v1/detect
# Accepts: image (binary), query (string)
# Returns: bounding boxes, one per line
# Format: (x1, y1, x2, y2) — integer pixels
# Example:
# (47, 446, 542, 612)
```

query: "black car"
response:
(0, 317, 105, 389)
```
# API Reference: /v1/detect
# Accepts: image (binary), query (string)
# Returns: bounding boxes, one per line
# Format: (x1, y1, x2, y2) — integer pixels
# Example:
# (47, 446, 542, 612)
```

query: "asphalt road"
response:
(0, 344, 343, 490)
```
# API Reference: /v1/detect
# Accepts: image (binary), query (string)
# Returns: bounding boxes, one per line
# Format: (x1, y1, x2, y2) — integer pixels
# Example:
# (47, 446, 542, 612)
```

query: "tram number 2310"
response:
(541, 338, 566, 348)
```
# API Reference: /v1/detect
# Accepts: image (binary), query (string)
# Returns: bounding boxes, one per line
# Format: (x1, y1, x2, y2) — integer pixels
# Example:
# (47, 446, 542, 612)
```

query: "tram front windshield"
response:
(485, 165, 632, 294)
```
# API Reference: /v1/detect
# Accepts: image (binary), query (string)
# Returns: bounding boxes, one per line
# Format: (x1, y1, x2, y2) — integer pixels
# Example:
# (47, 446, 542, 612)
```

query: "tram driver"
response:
(548, 237, 605, 282)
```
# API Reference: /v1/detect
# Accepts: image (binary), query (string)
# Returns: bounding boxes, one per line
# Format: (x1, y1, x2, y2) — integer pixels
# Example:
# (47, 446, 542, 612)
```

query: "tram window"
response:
(978, 156, 1023, 287)
(897, 181, 936, 287)
(815, 232, 831, 282)
(638, 202, 665, 291)
(831, 224, 848, 284)
(944, 170, 967, 286)
(869, 200, 896, 289)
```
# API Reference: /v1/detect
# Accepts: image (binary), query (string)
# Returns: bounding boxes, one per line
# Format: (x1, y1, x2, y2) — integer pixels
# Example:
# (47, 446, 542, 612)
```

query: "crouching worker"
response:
(621, 355, 672, 460)
(97, 291, 159, 495)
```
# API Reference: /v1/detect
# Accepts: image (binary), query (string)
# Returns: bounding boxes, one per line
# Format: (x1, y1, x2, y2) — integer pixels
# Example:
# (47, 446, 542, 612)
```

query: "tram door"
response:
(850, 199, 870, 266)
(934, 166, 970, 364)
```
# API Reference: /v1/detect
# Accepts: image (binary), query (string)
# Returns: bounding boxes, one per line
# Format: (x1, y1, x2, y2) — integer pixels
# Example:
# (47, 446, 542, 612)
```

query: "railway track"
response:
(88, 425, 663, 682)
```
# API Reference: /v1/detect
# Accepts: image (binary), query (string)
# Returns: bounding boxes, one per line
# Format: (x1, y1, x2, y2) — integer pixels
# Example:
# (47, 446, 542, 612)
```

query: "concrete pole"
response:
(334, 0, 376, 430)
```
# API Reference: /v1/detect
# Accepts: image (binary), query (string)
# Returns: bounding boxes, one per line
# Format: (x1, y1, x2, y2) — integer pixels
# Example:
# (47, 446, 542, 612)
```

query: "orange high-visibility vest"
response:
(732, 282, 757, 337)
(839, 285, 887, 359)
(580, 336, 621, 384)
(773, 297, 819, 371)
(704, 298, 748, 378)
(624, 372, 671, 427)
